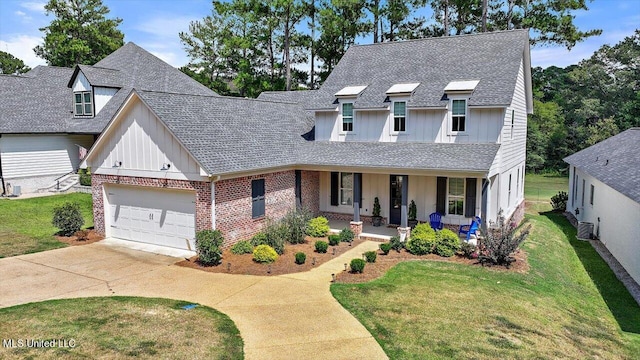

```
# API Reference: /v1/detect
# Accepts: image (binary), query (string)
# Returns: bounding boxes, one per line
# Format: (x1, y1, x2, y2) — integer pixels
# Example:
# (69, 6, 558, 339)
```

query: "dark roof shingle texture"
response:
(564, 128, 640, 203)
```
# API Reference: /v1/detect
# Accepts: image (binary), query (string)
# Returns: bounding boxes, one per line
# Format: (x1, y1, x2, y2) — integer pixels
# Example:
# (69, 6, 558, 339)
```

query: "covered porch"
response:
(328, 219, 398, 241)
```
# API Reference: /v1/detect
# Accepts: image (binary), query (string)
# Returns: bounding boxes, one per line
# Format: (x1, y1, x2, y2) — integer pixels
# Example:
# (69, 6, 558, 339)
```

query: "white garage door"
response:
(105, 185, 196, 250)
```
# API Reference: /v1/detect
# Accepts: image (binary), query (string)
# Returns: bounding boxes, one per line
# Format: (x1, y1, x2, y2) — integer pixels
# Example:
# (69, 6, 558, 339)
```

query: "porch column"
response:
(350, 172, 363, 238)
(400, 175, 408, 228)
(481, 178, 489, 231)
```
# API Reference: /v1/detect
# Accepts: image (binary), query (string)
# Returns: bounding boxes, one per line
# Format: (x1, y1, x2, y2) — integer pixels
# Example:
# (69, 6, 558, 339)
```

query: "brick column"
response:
(350, 221, 363, 238)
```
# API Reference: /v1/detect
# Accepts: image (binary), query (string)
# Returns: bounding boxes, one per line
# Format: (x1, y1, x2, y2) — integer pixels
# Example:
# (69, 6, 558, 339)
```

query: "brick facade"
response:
(91, 174, 212, 236)
(300, 170, 320, 216)
(215, 170, 296, 246)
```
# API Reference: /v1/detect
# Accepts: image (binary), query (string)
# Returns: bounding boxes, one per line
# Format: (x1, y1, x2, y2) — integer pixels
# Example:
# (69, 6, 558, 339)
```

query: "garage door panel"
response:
(105, 185, 196, 250)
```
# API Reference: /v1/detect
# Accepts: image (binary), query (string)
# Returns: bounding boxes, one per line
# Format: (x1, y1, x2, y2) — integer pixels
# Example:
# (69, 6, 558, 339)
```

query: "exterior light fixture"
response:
(332, 247, 336, 255)
(161, 163, 171, 171)
(383, 96, 391, 103)
(267, 265, 272, 274)
(312, 257, 316, 265)
(344, 263, 347, 271)
(227, 262, 231, 272)
(112, 161, 122, 168)
(331, 273, 336, 282)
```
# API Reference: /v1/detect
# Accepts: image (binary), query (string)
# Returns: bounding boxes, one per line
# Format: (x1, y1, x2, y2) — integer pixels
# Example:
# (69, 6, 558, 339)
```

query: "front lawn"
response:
(331, 212, 640, 359)
(0, 297, 243, 359)
(0, 193, 93, 258)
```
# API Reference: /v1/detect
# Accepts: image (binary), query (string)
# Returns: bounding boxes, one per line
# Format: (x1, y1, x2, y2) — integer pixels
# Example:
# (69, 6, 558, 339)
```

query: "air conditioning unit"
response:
(577, 221, 594, 241)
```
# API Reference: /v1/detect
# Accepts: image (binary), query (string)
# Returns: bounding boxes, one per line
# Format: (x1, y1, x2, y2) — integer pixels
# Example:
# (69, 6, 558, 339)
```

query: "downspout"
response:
(0, 134, 5, 196)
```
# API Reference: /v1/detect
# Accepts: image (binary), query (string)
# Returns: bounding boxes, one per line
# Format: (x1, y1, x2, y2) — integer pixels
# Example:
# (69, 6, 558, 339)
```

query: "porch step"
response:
(38, 174, 80, 193)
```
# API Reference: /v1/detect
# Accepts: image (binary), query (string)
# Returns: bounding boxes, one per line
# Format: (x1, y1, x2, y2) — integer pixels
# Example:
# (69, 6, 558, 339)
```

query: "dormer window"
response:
(393, 101, 406, 132)
(342, 103, 353, 132)
(451, 99, 466, 132)
(74, 91, 93, 116)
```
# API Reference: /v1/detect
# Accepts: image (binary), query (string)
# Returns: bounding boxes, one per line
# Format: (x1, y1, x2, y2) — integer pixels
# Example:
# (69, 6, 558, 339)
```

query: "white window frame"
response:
(391, 100, 407, 134)
(339, 172, 353, 206)
(510, 109, 515, 139)
(340, 102, 354, 134)
(447, 177, 465, 216)
(74, 91, 93, 116)
(449, 97, 468, 134)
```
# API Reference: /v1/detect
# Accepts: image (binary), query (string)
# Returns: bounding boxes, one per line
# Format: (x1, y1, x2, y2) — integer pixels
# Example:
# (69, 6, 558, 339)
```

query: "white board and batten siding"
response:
(90, 98, 205, 181)
(72, 71, 91, 92)
(0, 134, 94, 179)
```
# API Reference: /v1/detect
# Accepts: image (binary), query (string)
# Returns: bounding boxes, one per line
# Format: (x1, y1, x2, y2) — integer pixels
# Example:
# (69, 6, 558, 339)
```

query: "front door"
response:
(389, 175, 403, 225)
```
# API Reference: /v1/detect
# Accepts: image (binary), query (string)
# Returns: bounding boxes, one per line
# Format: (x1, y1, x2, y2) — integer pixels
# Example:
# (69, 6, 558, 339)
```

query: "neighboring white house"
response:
(565, 128, 640, 286)
(0, 43, 216, 193)
(81, 29, 533, 253)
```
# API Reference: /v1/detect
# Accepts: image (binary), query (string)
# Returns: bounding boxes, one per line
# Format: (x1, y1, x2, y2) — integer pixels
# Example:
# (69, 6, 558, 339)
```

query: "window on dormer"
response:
(342, 103, 353, 132)
(393, 101, 406, 132)
(451, 99, 466, 132)
(74, 91, 93, 116)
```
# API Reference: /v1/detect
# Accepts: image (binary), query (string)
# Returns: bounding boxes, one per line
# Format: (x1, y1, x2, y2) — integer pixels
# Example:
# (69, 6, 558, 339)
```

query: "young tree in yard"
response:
(34, 0, 124, 67)
(0, 51, 30, 74)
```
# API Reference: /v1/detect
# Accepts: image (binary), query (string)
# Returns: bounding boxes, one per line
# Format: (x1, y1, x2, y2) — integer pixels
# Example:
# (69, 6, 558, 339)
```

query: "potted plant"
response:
(372, 197, 382, 227)
(408, 200, 418, 228)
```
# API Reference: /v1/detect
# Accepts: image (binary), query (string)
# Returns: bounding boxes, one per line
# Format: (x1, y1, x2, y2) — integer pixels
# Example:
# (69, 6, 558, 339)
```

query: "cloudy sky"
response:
(0, 0, 638, 70)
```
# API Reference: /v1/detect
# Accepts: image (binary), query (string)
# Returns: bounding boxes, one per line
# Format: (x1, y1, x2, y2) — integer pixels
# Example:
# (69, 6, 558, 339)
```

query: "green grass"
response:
(525, 173, 569, 202)
(331, 212, 640, 359)
(0, 297, 243, 359)
(0, 193, 93, 258)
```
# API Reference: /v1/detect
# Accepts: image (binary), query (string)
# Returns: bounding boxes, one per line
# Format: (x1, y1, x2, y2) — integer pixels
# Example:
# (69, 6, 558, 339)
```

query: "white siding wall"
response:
(568, 168, 640, 285)
(0, 134, 94, 179)
(94, 87, 118, 114)
(72, 72, 91, 92)
(90, 99, 203, 180)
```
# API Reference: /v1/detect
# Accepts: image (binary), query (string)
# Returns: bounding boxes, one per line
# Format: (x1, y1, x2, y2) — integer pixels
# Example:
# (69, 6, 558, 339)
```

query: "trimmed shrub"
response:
(78, 168, 91, 186)
(315, 240, 328, 253)
(350, 258, 366, 273)
(195, 230, 224, 266)
(550, 191, 568, 212)
(457, 241, 477, 259)
(295, 252, 306, 265)
(328, 234, 341, 246)
(253, 244, 279, 263)
(230, 240, 253, 255)
(52, 202, 85, 236)
(406, 223, 436, 255)
(433, 229, 461, 257)
(364, 251, 377, 263)
(479, 213, 531, 267)
(306, 216, 330, 237)
(283, 208, 312, 244)
(379, 242, 392, 255)
(390, 236, 404, 252)
(408, 200, 417, 221)
(252, 221, 286, 255)
(339, 228, 355, 243)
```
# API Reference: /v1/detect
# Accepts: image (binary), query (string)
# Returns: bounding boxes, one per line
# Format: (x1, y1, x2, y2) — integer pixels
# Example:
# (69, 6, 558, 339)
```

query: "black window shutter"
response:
(465, 178, 477, 217)
(295, 170, 302, 209)
(358, 173, 362, 208)
(330, 172, 339, 206)
(436, 177, 447, 215)
(252, 179, 265, 218)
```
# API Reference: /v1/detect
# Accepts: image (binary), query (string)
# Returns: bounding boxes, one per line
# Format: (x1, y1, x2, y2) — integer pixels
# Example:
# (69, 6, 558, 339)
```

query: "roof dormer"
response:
(68, 65, 122, 117)
(443, 80, 479, 94)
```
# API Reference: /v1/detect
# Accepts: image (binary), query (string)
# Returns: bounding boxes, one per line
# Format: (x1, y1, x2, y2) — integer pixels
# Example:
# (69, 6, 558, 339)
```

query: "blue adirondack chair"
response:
(459, 217, 481, 241)
(429, 212, 444, 230)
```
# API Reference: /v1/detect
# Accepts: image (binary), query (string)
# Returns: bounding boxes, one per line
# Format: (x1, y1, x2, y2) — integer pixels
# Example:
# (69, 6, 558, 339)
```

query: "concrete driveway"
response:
(0, 240, 387, 360)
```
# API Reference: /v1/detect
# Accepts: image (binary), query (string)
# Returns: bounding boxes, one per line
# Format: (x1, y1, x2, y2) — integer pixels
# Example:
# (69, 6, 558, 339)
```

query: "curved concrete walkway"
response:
(0, 240, 388, 360)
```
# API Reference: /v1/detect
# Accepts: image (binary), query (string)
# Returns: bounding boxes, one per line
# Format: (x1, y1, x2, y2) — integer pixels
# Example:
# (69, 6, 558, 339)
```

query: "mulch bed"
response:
(176, 236, 369, 276)
(55, 229, 104, 246)
(177, 234, 529, 280)
(335, 247, 529, 284)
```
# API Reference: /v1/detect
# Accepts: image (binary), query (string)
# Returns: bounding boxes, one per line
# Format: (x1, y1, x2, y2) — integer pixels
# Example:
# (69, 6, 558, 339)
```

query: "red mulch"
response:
(176, 235, 529, 280)
(176, 236, 369, 276)
(55, 229, 104, 246)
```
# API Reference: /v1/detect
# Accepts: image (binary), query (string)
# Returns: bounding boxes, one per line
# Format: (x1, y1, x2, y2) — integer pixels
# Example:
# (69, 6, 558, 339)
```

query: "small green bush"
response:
(306, 216, 330, 237)
(379, 242, 392, 255)
(350, 258, 366, 273)
(408, 200, 417, 221)
(406, 223, 436, 255)
(315, 240, 328, 253)
(196, 230, 224, 266)
(295, 252, 306, 265)
(252, 222, 286, 255)
(230, 240, 253, 255)
(458, 241, 477, 259)
(339, 228, 355, 243)
(433, 229, 461, 257)
(364, 251, 377, 263)
(283, 208, 312, 244)
(328, 234, 341, 246)
(253, 244, 279, 263)
(78, 168, 91, 186)
(390, 236, 404, 252)
(52, 202, 85, 236)
(551, 191, 568, 212)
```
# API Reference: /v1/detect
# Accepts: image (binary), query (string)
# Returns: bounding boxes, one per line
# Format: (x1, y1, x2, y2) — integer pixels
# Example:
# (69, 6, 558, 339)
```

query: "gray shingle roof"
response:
(0, 42, 217, 134)
(564, 128, 640, 203)
(132, 90, 498, 175)
(257, 90, 317, 104)
(307, 29, 528, 110)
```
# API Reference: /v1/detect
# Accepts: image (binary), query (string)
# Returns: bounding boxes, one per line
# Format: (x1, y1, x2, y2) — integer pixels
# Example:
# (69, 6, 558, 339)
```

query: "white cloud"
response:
(20, 2, 46, 13)
(134, 15, 197, 67)
(0, 35, 47, 68)
(135, 16, 194, 38)
(15, 10, 27, 16)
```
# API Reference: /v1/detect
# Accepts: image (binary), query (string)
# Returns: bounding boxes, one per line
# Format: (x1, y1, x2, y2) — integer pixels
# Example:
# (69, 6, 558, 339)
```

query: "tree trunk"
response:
(444, 0, 449, 36)
(507, 0, 515, 30)
(373, 0, 380, 43)
(310, 0, 315, 88)
(482, 0, 487, 32)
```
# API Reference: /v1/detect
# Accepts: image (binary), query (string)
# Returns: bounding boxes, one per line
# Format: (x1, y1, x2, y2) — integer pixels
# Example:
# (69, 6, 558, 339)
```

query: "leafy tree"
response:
(34, 0, 124, 67)
(0, 51, 30, 74)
